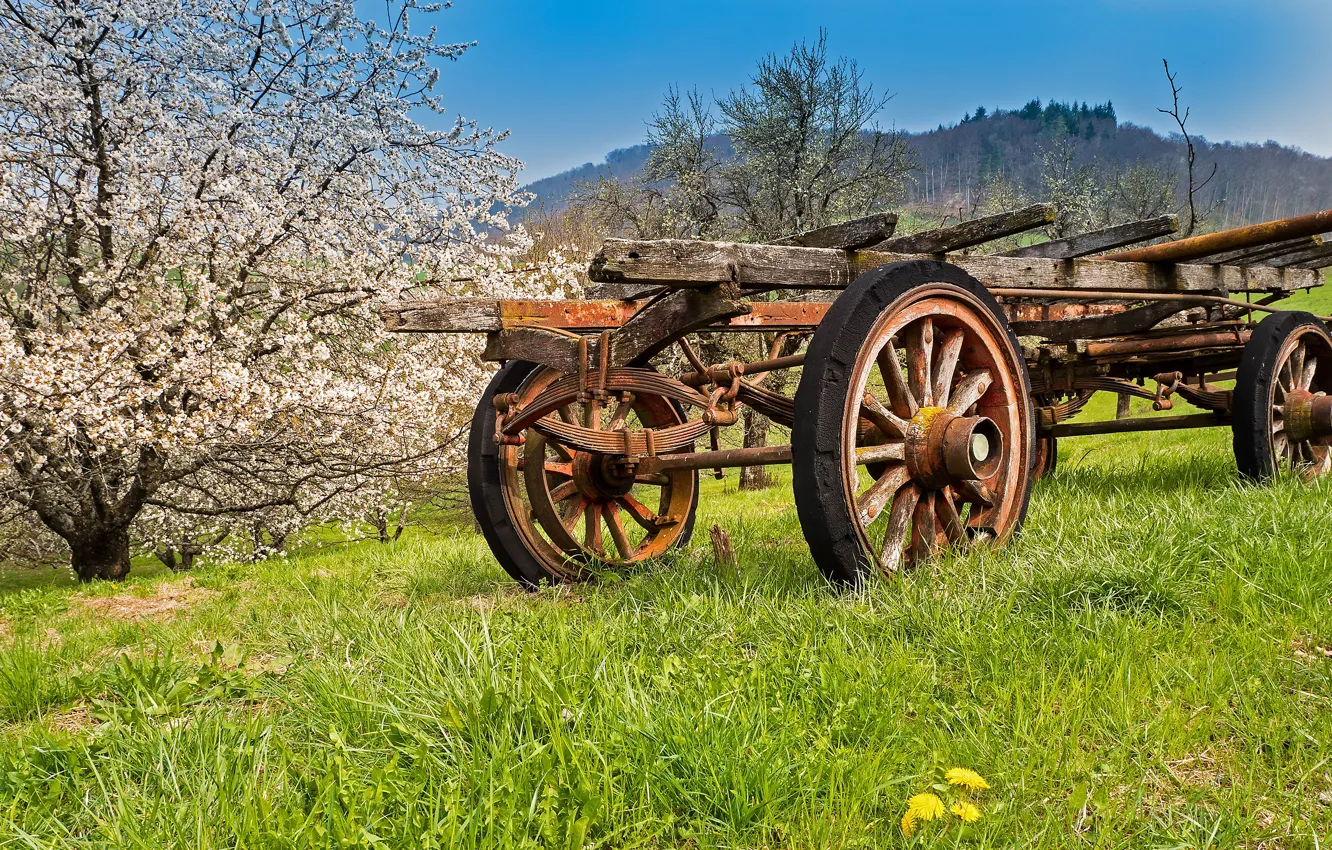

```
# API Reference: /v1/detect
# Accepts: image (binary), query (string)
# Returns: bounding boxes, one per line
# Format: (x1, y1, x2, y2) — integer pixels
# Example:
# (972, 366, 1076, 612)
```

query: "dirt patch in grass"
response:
(73, 577, 219, 622)
(47, 704, 98, 735)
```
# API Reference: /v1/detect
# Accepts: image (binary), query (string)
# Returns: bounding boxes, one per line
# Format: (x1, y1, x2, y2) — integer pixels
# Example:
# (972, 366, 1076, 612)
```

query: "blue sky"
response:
(423, 0, 1332, 181)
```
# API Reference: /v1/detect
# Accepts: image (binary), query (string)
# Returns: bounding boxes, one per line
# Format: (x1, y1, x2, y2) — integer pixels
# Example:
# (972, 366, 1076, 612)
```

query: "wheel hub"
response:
(904, 406, 1002, 488)
(571, 451, 635, 499)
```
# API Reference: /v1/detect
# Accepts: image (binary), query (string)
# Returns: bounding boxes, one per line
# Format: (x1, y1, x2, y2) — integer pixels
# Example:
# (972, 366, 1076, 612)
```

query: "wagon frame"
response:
(385, 205, 1332, 588)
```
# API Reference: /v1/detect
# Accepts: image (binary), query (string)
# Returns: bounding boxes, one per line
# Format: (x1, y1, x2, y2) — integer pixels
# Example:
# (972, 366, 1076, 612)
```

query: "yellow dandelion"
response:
(951, 800, 982, 822)
(901, 811, 917, 837)
(945, 767, 990, 791)
(906, 792, 946, 822)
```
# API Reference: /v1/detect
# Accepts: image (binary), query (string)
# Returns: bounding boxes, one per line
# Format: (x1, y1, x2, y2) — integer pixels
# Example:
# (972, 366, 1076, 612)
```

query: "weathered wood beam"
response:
(613, 286, 749, 366)
(999, 215, 1178, 259)
(384, 297, 640, 333)
(587, 237, 1319, 294)
(771, 212, 898, 249)
(869, 203, 1056, 253)
(382, 295, 832, 334)
(1009, 301, 1189, 342)
(584, 282, 666, 301)
(1191, 236, 1321, 265)
(1261, 242, 1332, 268)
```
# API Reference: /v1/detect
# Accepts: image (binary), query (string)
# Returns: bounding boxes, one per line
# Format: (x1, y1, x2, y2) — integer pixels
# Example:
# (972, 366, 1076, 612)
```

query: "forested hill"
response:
(518, 99, 1332, 228)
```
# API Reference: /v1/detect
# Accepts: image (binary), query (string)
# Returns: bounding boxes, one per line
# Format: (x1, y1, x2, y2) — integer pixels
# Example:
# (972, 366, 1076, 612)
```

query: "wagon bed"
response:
(385, 205, 1332, 587)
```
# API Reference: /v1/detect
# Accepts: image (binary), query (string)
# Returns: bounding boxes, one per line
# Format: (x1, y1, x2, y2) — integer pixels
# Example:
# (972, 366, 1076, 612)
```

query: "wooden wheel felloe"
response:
(792, 261, 1035, 587)
(1233, 311, 1332, 481)
(468, 360, 698, 588)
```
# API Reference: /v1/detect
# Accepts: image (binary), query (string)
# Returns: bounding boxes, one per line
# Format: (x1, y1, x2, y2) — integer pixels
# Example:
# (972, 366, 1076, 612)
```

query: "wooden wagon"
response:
(384, 205, 1332, 588)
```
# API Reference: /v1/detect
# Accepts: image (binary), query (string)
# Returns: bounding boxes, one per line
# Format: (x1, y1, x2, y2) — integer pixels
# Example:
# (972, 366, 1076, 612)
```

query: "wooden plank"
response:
(999, 215, 1178, 259)
(1192, 236, 1321, 265)
(771, 212, 898, 249)
(611, 286, 749, 366)
(584, 282, 666, 301)
(383, 297, 503, 332)
(588, 237, 1320, 294)
(1262, 243, 1332, 268)
(382, 296, 832, 334)
(589, 239, 859, 289)
(1010, 301, 1188, 342)
(869, 203, 1055, 253)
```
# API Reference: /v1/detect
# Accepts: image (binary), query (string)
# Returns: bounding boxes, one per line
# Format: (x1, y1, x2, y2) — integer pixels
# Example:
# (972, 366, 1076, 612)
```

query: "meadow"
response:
(2, 283, 1331, 848)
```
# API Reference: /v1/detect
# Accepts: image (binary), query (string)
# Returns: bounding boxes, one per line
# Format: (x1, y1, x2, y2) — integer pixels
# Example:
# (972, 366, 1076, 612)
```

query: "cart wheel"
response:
(468, 360, 698, 588)
(1032, 435, 1058, 480)
(1232, 311, 1332, 481)
(792, 261, 1035, 587)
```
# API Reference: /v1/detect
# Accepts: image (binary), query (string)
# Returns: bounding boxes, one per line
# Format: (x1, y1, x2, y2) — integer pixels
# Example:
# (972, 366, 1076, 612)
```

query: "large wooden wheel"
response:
(1233, 311, 1332, 480)
(792, 261, 1035, 587)
(468, 361, 698, 588)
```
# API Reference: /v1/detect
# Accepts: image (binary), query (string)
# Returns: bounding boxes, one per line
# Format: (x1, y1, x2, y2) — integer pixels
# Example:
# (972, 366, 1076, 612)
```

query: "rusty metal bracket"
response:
(1152, 371, 1183, 411)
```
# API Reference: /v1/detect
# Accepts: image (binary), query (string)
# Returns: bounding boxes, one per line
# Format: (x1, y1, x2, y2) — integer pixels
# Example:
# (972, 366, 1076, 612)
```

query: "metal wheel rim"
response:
(499, 367, 696, 579)
(839, 284, 1030, 574)
(1267, 326, 1332, 479)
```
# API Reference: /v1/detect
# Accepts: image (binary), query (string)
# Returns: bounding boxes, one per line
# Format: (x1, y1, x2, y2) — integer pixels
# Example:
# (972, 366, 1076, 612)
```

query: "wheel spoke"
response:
(1273, 432, 1289, 460)
(1304, 355, 1318, 390)
(634, 472, 671, 486)
(948, 370, 992, 415)
(617, 493, 666, 531)
(876, 340, 918, 418)
(557, 405, 576, 425)
(856, 465, 910, 526)
(908, 319, 935, 408)
(908, 492, 939, 564)
(604, 503, 634, 560)
(936, 487, 967, 543)
(855, 442, 907, 465)
(544, 460, 574, 479)
(549, 480, 580, 503)
(932, 330, 965, 409)
(861, 392, 908, 437)
(584, 397, 602, 430)
(608, 393, 636, 430)
(561, 496, 588, 530)
(584, 503, 604, 553)
(1291, 344, 1307, 392)
(878, 483, 920, 574)
(956, 478, 995, 507)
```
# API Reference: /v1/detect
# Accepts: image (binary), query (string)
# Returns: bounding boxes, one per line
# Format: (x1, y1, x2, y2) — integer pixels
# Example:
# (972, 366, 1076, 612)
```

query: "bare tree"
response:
(1159, 59, 1219, 237)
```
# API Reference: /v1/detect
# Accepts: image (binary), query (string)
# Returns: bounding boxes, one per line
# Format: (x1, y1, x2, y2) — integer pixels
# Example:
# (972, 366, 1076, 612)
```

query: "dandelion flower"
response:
(951, 800, 982, 822)
(907, 792, 946, 821)
(901, 811, 917, 837)
(945, 767, 990, 791)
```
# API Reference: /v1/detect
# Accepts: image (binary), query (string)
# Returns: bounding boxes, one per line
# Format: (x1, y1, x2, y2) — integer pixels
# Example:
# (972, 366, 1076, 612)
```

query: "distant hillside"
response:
(516, 99, 1332, 229)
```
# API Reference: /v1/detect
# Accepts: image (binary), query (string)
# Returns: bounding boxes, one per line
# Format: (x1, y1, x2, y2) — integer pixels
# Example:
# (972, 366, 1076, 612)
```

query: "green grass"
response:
(3, 415, 1332, 848)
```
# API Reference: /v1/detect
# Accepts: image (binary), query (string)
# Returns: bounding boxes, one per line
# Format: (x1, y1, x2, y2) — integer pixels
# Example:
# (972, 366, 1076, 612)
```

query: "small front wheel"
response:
(792, 261, 1035, 587)
(468, 361, 699, 588)
(1232, 311, 1332, 480)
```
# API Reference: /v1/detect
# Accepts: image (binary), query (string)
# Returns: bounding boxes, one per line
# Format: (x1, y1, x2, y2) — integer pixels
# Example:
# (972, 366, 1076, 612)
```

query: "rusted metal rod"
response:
(645, 444, 793, 472)
(681, 352, 807, 387)
(989, 288, 1295, 318)
(1085, 328, 1251, 358)
(1100, 209, 1332, 264)
(641, 438, 898, 472)
(1048, 412, 1229, 438)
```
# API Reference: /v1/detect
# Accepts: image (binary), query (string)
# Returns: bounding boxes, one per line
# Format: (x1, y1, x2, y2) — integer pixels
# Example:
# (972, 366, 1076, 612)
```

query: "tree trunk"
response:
(69, 527, 133, 582)
(738, 407, 771, 491)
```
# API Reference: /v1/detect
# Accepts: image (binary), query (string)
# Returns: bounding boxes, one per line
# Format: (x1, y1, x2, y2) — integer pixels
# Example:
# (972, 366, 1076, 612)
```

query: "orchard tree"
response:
(0, 0, 577, 580)
(572, 31, 912, 489)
